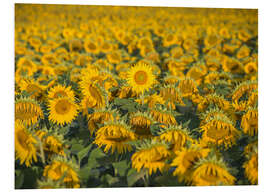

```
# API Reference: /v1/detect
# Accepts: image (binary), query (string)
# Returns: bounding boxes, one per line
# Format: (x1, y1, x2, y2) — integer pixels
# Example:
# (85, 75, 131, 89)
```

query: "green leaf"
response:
(15, 170, 24, 189)
(102, 174, 119, 186)
(112, 160, 129, 176)
(70, 143, 84, 154)
(88, 148, 106, 169)
(127, 168, 147, 187)
(77, 144, 92, 164)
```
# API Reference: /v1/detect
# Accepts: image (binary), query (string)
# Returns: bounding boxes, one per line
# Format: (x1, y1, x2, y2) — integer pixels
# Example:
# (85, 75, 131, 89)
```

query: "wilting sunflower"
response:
(131, 139, 171, 175)
(241, 108, 258, 136)
(87, 107, 120, 135)
(15, 121, 37, 167)
(19, 78, 46, 100)
(200, 115, 240, 149)
(127, 62, 156, 94)
(136, 93, 165, 108)
(36, 129, 66, 157)
(47, 85, 75, 102)
(15, 97, 44, 126)
(197, 93, 231, 113)
(150, 105, 178, 126)
(48, 97, 78, 126)
(129, 111, 154, 138)
(159, 84, 184, 110)
(43, 156, 80, 188)
(158, 125, 194, 151)
(243, 152, 258, 185)
(178, 77, 198, 98)
(94, 120, 136, 154)
(190, 156, 236, 186)
(171, 145, 210, 183)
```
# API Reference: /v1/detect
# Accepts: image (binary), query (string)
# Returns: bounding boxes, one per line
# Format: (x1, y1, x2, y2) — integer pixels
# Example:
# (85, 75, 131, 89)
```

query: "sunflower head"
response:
(150, 105, 178, 126)
(158, 125, 194, 151)
(131, 139, 171, 175)
(94, 120, 136, 154)
(48, 97, 78, 126)
(241, 107, 258, 136)
(127, 62, 156, 94)
(43, 156, 80, 188)
(15, 121, 38, 167)
(190, 155, 236, 186)
(243, 152, 258, 185)
(48, 85, 75, 101)
(15, 97, 44, 126)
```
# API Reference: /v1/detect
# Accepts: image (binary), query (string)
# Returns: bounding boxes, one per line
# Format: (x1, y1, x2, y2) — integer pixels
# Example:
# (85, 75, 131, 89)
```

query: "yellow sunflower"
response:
(159, 84, 184, 110)
(35, 129, 66, 157)
(19, 78, 46, 100)
(15, 97, 44, 126)
(48, 85, 75, 102)
(127, 62, 156, 94)
(241, 108, 258, 136)
(158, 125, 194, 151)
(190, 156, 236, 186)
(150, 105, 178, 126)
(171, 145, 210, 183)
(43, 156, 80, 188)
(15, 121, 38, 167)
(48, 97, 78, 126)
(131, 140, 171, 175)
(243, 152, 258, 185)
(94, 120, 136, 154)
(200, 115, 240, 149)
(129, 111, 154, 138)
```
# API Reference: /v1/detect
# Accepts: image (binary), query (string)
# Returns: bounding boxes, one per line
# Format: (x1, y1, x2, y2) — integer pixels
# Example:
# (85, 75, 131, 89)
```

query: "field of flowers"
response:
(15, 4, 258, 188)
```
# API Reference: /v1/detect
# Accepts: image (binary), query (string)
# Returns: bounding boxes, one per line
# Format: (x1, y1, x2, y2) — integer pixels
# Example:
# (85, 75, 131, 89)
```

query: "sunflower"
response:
(16, 57, 37, 77)
(87, 107, 119, 135)
(197, 93, 231, 113)
(69, 39, 83, 52)
(15, 121, 38, 167)
(48, 97, 78, 126)
(200, 115, 239, 149)
(131, 140, 171, 175)
(178, 78, 198, 98)
(236, 45, 250, 59)
(127, 62, 156, 94)
(36, 130, 66, 157)
(136, 93, 165, 108)
(158, 125, 194, 151)
(244, 61, 258, 74)
(150, 105, 178, 126)
(94, 120, 136, 154)
(84, 39, 99, 54)
(129, 111, 154, 138)
(19, 78, 46, 100)
(48, 85, 75, 102)
(37, 178, 65, 189)
(243, 152, 258, 185)
(159, 84, 184, 110)
(106, 50, 122, 64)
(222, 57, 244, 74)
(43, 156, 80, 188)
(190, 156, 236, 186)
(15, 97, 44, 126)
(241, 108, 258, 136)
(171, 145, 210, 183)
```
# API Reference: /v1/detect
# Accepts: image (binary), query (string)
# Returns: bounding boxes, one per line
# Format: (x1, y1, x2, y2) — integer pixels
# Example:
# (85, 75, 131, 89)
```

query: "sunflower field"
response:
(15, 4, 258, 188)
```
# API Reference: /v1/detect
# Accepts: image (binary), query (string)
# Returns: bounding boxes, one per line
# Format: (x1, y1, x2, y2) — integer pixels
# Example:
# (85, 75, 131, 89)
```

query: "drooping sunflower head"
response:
(15, 121, 38, 167)
(150, 105, 178, 126)
(35, 129, 66, 157)
(43, 156, 80, 188)
(87, 106, 120, 135)
(129, 111, 154, 138)
(127, 62, 156, 94)
(178, 77, 198, 98)
(200, 115, 240, 149)
(15, 97, 44, 126)
(48, 97, 78, 126)
(243, 152, 258, 185)
(19, 78, 46, 100)
(158, 125, 194, 151)
(136, 93, 165, 109)
(159, 84, 184, 109)
(131, 139, 171, 175)
(171, 145, 210, 183)
(241, 107, 258, 136)
(190, 156, 236, 186)
(94, 120, 136, 154)
(47, 85, 75, 102)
